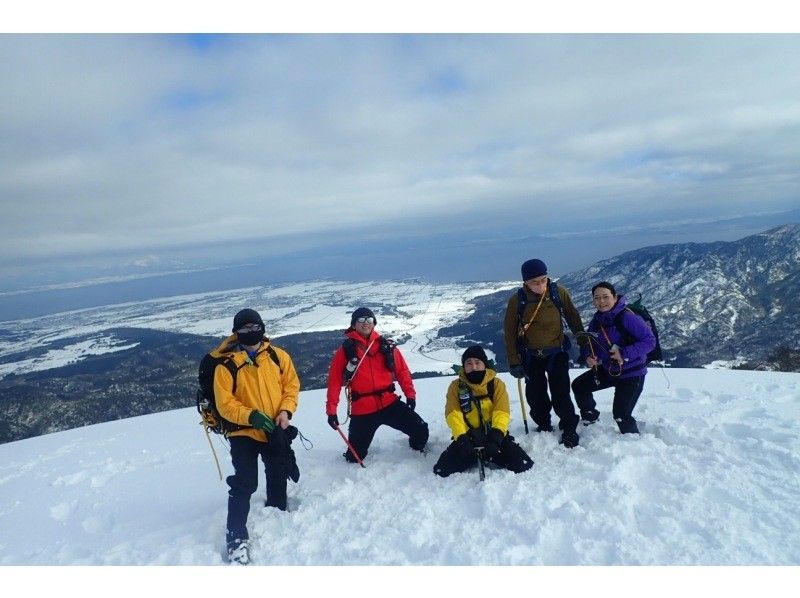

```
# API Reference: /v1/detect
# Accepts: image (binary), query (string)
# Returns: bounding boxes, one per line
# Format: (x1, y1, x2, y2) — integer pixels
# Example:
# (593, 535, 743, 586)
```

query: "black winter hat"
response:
(461, 345, 489, 367)
(521, 258, 547, 280)
(350, 307, 377, 327)
(233, 308, 264, 331)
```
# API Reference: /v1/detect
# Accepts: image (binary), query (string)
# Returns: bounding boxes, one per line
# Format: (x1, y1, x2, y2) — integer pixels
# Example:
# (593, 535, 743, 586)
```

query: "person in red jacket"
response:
(326, 307, 429, 463)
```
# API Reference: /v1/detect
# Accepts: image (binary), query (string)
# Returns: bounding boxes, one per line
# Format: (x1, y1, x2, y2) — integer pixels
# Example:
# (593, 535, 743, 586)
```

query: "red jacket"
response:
(326, 329, 416, 416)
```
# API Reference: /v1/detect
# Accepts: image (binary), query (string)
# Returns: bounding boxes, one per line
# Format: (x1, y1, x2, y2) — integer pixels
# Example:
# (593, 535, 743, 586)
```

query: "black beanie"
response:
(521, 258, 547, 280)
(461, 345, 489, 367)
(233, 308, 264, 331)
(350, 307, 377, 327)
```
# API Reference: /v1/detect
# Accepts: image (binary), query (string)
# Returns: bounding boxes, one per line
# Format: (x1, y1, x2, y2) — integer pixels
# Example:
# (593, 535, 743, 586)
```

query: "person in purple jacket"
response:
(572, 282, 656, 434)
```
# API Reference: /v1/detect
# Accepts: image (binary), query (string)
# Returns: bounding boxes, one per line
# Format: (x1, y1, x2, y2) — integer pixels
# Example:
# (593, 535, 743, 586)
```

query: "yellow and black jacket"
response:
(445, 369, 510, 440)
(212, 334, 301, 442)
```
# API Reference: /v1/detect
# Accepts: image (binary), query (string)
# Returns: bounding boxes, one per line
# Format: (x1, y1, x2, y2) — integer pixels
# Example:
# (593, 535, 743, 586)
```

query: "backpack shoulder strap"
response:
(378, 335, 396, 374)
(516, 287, 529, 323)
(548, 281, 564, 314)
(265, 345, 283, 374)
(487, 378, 495, 401)
(613, 308, 635, 345)
(342, 337, 358, 361)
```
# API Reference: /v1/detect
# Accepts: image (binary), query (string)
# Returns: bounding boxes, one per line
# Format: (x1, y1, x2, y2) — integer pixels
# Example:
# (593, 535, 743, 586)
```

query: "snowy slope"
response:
(1, 368, 798, 566)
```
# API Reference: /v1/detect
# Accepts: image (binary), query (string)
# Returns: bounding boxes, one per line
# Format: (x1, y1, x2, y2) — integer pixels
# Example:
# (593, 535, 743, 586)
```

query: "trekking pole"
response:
(335, 425, 366, 468)
(516, 378, 529, 435)
(202, 424, 224, 481)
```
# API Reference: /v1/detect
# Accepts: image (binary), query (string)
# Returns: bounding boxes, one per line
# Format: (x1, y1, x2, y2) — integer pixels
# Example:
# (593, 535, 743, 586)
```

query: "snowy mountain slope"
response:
(1, 369, 798, 566)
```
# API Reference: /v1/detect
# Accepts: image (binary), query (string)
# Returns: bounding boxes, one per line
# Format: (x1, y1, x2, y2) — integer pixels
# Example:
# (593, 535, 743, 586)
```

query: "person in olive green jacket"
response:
(213, 308, 301, 565)
(503, 258, 585, 448)
(433, 345, 533, 477)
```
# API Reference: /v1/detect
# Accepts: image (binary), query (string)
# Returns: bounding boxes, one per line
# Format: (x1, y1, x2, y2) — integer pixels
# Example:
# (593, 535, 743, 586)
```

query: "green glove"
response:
(249, 410, 276, 433)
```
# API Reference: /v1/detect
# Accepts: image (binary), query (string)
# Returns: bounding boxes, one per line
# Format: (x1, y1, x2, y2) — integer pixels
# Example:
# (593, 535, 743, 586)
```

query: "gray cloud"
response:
(1, 34, 799, 276)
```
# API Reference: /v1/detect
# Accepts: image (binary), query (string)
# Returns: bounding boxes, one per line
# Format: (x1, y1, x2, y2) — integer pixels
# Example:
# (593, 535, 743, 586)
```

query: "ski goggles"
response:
(355, 316, 375, 324)
(236, 323, 264, 334)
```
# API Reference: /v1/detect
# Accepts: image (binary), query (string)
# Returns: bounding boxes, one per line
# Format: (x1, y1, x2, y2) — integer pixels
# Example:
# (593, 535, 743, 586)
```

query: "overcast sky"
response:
(1, 32, 799, 286)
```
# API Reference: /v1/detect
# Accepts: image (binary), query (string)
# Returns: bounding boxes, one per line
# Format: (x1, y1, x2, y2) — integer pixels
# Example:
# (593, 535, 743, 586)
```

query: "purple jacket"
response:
(579, 295, 656, 379)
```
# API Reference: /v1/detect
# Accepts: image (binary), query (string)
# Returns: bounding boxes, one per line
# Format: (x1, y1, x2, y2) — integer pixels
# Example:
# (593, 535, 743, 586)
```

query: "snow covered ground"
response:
(1, 368, 798, 570)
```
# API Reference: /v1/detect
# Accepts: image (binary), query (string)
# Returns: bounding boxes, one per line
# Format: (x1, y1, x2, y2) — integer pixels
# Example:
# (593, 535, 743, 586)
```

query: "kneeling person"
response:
(434, 345, 533, 477)
(326, 307, 429, 462)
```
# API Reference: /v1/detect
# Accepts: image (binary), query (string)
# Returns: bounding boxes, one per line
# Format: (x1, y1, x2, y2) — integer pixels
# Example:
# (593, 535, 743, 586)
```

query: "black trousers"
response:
(524, 351, 579, 433)
(433, 434, 533, 477)
(346, 399, 429, 462)
(226, 432, 292, 547)
(571, 368, 645, 434)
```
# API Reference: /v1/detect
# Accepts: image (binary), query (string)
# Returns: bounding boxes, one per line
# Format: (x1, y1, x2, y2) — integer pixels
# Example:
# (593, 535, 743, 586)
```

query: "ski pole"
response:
(516, 378, 529, 435)
(335, 425, 366, 468)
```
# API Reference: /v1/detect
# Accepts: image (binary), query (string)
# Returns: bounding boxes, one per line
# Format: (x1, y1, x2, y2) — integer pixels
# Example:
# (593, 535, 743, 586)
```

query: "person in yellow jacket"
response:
(433, 345, 533, 477)
(213, 308, 301, 565)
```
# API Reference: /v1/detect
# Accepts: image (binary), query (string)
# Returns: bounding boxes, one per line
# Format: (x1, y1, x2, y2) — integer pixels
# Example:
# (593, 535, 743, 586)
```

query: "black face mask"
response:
(237, 330, 263, 346)
(465, 370, 486, 385)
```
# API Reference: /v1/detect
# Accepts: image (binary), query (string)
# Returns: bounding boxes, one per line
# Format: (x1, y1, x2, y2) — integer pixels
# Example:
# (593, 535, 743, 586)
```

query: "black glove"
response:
(285, 425, 299, 441)
(468, 427, 486, 447)
(509, 364, 526, 379)
(327, 414, 339, 430)
(406, 397, 416, 411)
(455, 434, 474, 459)
(484, 428, 505, 459)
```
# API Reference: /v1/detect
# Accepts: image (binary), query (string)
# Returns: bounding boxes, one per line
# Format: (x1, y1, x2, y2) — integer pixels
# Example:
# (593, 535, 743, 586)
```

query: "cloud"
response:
(1, 34, 799, 273)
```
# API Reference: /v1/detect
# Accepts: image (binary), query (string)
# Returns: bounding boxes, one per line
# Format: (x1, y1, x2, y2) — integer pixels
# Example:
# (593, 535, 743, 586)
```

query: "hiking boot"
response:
(535, 424, 554, 433)
(227, 540, 250, 565)
(559, 431, 579, 448)
(343, 450, 361, 464)
(581, 409, 600, 426)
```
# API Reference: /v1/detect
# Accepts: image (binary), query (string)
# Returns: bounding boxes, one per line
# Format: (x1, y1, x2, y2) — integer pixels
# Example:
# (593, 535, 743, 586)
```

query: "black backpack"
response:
(613, 294, 664, 363)
(196, 343, 283, 435)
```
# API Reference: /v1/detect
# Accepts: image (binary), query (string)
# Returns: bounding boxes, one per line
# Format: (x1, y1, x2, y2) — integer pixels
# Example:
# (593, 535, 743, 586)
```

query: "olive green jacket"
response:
(503, 280, 585, 367)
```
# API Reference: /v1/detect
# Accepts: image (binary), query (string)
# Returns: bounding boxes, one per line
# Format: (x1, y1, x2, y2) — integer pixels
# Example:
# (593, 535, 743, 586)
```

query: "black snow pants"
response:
(524, 350, 579, 433)
(572, 368, 645, 434)
(226, 428, 297, 548)
(345, 399, 429, 462)
(433, 433, 533, 477)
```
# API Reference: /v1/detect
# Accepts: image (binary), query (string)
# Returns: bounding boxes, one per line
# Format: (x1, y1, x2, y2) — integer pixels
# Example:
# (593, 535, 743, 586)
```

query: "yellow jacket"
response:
(445, 369, 510, 439)
(212, 335, 301, 442)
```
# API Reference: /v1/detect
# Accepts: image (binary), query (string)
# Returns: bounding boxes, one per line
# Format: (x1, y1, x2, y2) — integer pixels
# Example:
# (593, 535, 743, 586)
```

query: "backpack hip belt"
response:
(526, 346, 564, 358)
(351, 383, 396, 401)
